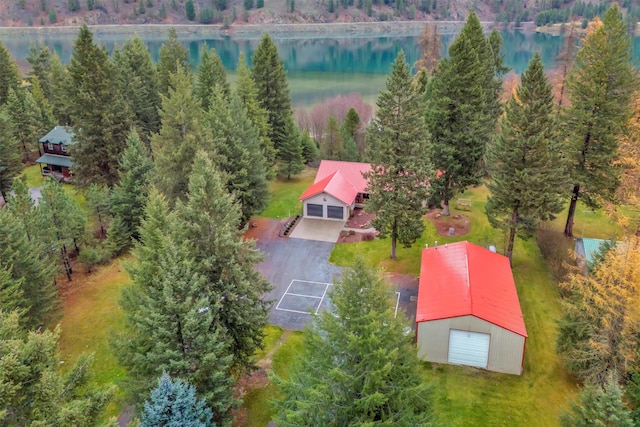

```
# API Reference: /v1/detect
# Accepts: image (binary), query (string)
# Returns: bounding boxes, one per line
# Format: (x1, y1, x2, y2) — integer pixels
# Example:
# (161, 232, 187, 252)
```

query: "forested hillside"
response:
(1, 0, 639, 30)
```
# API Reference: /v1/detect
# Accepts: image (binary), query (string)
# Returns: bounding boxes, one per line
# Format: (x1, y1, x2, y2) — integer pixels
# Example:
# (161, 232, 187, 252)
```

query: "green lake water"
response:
(1, 28, 637, 106)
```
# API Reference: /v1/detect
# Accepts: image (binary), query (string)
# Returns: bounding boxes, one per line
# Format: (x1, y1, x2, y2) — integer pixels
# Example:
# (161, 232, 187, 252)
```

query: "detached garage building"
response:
(299, 160, 372, 221)
(416, 241, 527, 375)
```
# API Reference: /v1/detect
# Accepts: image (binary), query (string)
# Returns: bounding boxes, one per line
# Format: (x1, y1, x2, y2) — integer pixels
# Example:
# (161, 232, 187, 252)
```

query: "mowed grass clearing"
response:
(57, 257, 132, 419)
(259, 166, 315, 219)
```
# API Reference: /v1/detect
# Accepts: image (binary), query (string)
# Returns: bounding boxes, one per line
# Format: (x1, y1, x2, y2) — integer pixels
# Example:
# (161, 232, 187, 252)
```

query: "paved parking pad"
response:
(275, 280, 333, 315)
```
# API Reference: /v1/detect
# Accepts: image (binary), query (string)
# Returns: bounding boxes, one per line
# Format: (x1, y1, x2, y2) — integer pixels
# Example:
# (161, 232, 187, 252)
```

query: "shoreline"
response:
(0, 21, 504, 38)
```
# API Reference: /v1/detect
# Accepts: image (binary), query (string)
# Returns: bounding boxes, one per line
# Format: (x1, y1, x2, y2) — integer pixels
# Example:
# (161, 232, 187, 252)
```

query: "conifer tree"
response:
(277, 117, 305, 179)
(5, 178, 40, 242)
(0, 111, 22, 202)
(365, 51, 431, 259)
(561, 376, 633, 427)
(4, 87, 41, 161)
(152, 65, 206, 203)
(29, 76, 56, 138)
(85, 184, 111, 238)
(251, 34, 293, 154)
(157, 28, 189, 97)
(321, 116, 344, 160)
(173, 151, 271, 373)
(234, 53, 276, 173)
(425, 12, 503, 215)
(141, 372, 215, 427)
(112, 35, 161, 142)
(0, 310, 115, 425)
(557, 241, 640, 386)
(485, 53, 565, 263)
(206, 91, 269, 224)
(48, 53, 72, 125)
(38, 178, 86, 281)
(0, 208, 58, 329)
(562, 5, 637, 237)
(196, 45, 230, 110)
(26, 43, 52, 100)
(67, 25, 132, 187)
(110, 129, 154, 246)
(0, 42, 20, 107)
(415, 22, 441, 75)
(272, 260, 434, 426)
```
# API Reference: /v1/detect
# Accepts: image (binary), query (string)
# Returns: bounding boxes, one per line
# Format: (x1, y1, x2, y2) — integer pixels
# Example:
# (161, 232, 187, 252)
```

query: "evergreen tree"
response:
(85, 183, 111, 238)
(365, 51, 431, 259)
(272, 260, 434, 426)
(562, 6, 637, 237)
(206, 91, 269, 224)
(342, 107, 360, 139)
(141, 372, 216, 427)
(0, 208, 58, 329)
(0, 42, 20, 107)
(157, 28, 189, 96)
(30, 76, 56, 139)
(151, 65, 206, 203)
(112, 35, 161, 142)
(485, 53, 565, 263)
(561, 376, 633, 427)
(300, 129, 319, 164)
(251, 34, 293, 155)
(173, 151, 272, 373)
(0, 111, 22, 202)
(277, 117, 305, 179)
(5, 87, 41, 161)
(110, 129, 154, 247)
(49, 53, 72, 125)
(234, 53, 276, 174)
(196, 46, 230, 111)
(425, 12, 503, 215)
(0, 310, 115, 425)
(26, 43, 52, 100)
(38, 178, 86, 281)
(321, 115, 344, 160)
(415, 22, 441, 75)
(186, 0, 196, 20)
(67, 25, 132, 187)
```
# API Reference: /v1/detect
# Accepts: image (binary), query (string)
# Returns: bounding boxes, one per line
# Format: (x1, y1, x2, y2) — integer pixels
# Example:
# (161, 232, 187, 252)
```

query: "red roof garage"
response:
(416, 241, 527, 375)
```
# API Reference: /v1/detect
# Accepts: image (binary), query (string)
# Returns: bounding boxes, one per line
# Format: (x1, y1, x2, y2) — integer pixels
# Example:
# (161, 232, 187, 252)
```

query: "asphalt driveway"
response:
(256, 235, 342, 330)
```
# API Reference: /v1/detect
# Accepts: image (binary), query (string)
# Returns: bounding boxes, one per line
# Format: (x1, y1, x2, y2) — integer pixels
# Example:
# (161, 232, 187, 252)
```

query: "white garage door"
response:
(448, 330, 490, 368)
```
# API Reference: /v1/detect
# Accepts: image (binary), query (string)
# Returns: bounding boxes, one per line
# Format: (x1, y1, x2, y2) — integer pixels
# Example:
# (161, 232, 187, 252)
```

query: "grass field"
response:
(259, 167, 315, 219)
(57, 257, 131, 419)
(20, 164, 86, 208)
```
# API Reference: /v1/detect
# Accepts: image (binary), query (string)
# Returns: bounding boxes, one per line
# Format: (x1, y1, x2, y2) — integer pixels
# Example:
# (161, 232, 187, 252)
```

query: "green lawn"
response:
(20, 164, 86, 209)
(57, 256, 131, 419)
(259, 167, 316, 219)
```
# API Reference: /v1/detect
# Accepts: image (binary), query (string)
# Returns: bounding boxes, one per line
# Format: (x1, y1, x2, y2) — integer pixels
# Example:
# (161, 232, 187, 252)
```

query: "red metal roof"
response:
(416, 241, 527, 337)
(299, 161, 372, 204)
(298, 171, 359, 205)
(315, 160, 371, 194)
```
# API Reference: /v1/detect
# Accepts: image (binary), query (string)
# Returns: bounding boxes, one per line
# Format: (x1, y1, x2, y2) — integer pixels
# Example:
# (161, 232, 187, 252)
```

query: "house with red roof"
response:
(416, 241, 527, 375)
(299, 160, 372, 221)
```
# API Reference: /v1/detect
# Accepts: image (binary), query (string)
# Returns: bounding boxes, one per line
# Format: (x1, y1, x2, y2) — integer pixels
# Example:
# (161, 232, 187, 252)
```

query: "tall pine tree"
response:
(67, 25, 132, 187)
(195, 45, 230, 111)
(251, 34, 293, 155)
(157, 28, 189, 97)
(425, 12, 503, 215)
(112, 35, 161, 142)
(235, 53, 276, 174)
(562, 5, 637, 237)
(206, 91, 269, 224)
(485, 53, 565, 263)
(151, 65, 207, 203)
(365, 51, 431, 259)
(0, 42, 20, 107)
(0, 110, 22, 202)
(273, 260, 434, 426)
(117, 186, 236, 424)
(277, 117, 305, 179)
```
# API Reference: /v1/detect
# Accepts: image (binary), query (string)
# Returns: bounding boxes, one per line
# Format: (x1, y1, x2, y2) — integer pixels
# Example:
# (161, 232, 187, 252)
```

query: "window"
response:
(61, 145, 67, 153)
(47, 143, 53, 151)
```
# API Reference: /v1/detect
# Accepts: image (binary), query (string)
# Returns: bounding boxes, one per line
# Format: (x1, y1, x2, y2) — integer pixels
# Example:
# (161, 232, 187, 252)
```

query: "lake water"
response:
(0, 28, 635, 106)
